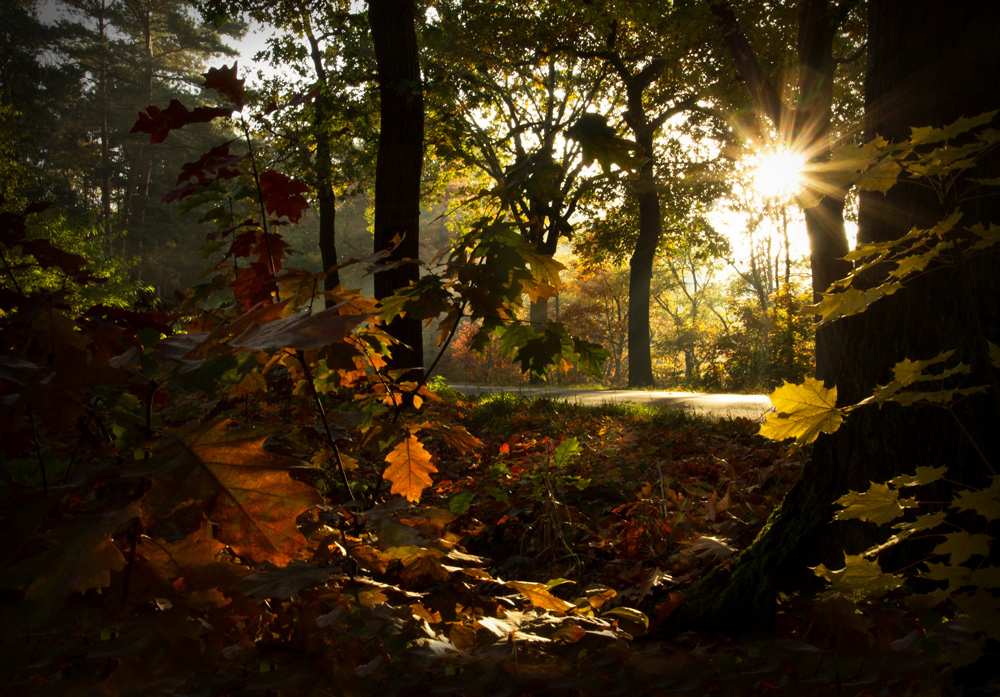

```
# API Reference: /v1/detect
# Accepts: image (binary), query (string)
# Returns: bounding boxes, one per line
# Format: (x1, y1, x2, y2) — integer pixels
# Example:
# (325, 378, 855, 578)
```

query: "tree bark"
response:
(680, 0, 1000, 635)
(369, 0, 424, 377)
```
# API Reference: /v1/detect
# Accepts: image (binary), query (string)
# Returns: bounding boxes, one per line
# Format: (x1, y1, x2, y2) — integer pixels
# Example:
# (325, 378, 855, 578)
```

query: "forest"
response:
(1, 0, 998, 695)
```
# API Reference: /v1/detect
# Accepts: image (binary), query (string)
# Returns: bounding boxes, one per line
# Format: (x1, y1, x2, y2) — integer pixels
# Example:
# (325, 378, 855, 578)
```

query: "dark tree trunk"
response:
(305, 28, 340, 305)
(369, 0, 424, 377)
(626, 112, 661, 388)
(680, 0, 1000, 635)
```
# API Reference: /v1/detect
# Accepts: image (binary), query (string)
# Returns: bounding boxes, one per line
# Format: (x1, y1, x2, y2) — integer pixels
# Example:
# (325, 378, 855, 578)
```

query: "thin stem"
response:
(950, 409, 996, 475)
(295, 350, 355, 501)
(0, 248, 24, 296)
(239, 117, 281, 303)
(412, 303, 468, 398)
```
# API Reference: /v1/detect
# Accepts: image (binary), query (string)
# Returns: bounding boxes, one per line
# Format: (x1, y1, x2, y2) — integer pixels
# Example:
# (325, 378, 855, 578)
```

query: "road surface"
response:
(450, 385, 775, 422)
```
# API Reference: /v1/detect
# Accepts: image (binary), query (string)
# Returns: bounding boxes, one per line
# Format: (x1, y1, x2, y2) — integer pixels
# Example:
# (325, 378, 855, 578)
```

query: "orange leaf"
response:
(383, 436, 437, 502)
(141, 420, 322, 565)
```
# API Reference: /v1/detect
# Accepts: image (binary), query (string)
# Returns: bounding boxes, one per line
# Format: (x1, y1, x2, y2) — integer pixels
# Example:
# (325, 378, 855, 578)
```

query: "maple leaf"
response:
(131, 99, 234, 144)
(834, 481, 918, 525)
(264, 88, 319, 115)
(234, 561, 335, 599)
(140, 420, 323, 565)
(202, 63, 247, 108)
(812, 553, 904, 599)
(259, 170, 310, 223)
(758, 377, 843, 444)
(383, 435, 437, 502)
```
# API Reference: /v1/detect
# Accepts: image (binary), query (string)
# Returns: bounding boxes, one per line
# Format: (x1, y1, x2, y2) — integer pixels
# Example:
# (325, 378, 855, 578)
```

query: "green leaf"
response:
(572, 336, 610, 377)
(553, 437, 580, 468)
(834, 481, 918, 525)
(601, 606, 649, 629)
(812, 553, 904, 599)
(448, 490, 474, 516)
(758, 377, 843, 444)
(890, 465, 949, 488)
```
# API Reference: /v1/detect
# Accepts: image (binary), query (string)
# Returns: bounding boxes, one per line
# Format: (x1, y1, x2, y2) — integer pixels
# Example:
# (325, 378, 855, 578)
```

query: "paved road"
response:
(450, 385, 775, 422)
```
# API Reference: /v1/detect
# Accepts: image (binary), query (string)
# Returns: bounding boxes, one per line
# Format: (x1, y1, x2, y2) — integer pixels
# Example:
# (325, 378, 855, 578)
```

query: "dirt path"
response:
(449, 385, 774, 421)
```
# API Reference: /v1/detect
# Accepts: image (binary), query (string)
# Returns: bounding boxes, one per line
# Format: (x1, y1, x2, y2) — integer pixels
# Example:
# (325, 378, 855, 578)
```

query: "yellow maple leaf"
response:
(383, 435, 437, 502)
(758, 377, 843, 444)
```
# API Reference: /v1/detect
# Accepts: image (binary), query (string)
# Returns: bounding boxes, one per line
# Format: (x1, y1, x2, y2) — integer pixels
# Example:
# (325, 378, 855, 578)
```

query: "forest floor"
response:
(375, 390, 974, 696)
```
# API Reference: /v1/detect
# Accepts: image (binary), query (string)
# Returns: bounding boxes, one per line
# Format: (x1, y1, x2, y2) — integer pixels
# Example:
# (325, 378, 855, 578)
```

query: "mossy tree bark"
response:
(681, 0, 1000, 635)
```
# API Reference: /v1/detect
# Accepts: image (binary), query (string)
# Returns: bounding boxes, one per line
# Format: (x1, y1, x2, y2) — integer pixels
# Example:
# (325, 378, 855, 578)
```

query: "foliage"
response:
(0, 67, 648, 694)
(756, 111, 1000, 676)
(703, 279, 815, 392)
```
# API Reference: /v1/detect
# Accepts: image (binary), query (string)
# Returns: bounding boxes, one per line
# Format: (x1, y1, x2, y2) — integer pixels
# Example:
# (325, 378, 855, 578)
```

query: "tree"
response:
(251, 6, 377, 303)
(683, 0, 1000, 637)
(369, 0, 424, 379)
(547, 1, 728, 386)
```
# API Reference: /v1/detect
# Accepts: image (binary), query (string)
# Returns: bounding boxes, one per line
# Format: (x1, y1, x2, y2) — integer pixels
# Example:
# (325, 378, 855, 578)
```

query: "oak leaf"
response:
(140, 420, 322, 565)
(383, 436, 437, 502)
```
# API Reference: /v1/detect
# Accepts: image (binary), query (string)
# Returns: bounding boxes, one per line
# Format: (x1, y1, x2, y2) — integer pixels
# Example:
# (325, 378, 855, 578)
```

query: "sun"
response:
(751, 149, 806, 199)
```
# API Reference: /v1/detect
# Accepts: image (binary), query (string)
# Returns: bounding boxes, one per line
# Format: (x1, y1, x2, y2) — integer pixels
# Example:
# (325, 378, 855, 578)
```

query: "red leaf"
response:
(175, 140, 247, 186)
(259, 170, 310, 223)
(202, 63, 247, 108)
(230, 261, 278, 309)
(131, 100, 234, 144)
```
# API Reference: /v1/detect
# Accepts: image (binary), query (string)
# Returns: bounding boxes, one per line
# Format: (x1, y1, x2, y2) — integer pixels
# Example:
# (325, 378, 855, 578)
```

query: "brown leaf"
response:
(137, 521, 248, 596)
(141, 420, 322, 565)
(229, 304, 368, 351)
(383, 436, 437, 502)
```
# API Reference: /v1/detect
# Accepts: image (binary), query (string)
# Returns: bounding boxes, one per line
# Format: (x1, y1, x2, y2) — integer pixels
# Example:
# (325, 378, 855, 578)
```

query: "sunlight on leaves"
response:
(834, 482, 918, 525)
(758, 377, 842, 444)
(813, 553, 904, 599)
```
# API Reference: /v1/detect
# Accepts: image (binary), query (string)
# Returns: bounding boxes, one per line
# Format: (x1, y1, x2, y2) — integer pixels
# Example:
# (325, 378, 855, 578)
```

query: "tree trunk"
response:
(305, 27, 341, 305)
(626, 125, 660, 387)
(369, 0, 424, 377)
(679, 0, 1000, 635)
